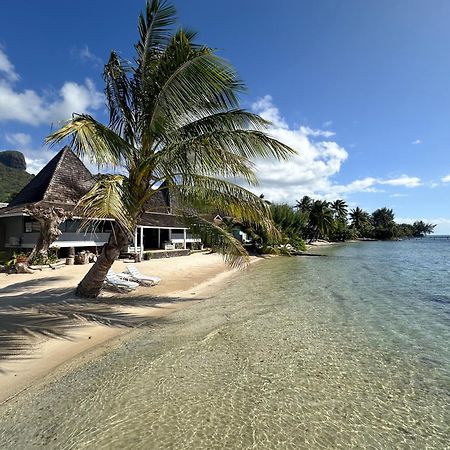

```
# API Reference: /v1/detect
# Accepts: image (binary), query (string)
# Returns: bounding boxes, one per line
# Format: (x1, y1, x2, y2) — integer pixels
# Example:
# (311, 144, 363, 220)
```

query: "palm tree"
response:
(307, 200, 334, 242)
(46, 0, 293, 298)
(349, 207, 370, 231)
(295, 195, 313, 213)
(372, 207, 396, 239)
(330, 199, 348, 222)
(412, 220, 436, 237)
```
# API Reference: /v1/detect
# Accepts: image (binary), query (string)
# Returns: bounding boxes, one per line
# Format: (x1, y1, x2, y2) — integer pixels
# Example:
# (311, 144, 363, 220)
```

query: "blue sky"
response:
(1, 0, 450, 232)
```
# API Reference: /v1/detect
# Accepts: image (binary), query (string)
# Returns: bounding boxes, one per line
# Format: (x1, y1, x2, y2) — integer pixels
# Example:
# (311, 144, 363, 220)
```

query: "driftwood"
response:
(24, 204, 72, 264)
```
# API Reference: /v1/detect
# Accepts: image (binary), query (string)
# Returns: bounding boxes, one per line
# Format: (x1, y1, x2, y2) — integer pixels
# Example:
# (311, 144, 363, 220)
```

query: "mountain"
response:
(0, 151, 34, 203)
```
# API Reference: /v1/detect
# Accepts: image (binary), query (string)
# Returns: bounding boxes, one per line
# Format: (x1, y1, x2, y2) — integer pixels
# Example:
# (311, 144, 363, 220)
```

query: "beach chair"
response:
(125, 264, 161, 286)
(105, 269, 139, 293)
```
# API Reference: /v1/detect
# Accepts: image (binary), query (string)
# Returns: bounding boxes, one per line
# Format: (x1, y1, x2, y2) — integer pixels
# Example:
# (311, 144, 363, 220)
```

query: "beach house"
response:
(0, 147, 201, 256)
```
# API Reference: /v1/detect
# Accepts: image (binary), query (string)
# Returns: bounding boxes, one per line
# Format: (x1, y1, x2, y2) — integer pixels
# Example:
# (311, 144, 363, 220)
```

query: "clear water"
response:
(0, 241, 449, 449)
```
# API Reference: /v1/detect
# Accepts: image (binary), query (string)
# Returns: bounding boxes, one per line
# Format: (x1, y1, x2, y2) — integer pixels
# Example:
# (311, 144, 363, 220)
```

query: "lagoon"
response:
(0, 241, 449, 448)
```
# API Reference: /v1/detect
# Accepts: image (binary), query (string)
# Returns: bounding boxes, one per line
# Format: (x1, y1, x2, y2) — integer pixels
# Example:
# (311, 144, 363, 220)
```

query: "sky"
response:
(1, 0, 450, 233)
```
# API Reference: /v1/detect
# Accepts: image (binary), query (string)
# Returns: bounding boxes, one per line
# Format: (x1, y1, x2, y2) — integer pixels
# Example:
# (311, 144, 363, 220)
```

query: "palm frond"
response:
(154, 129, 293, 182)
(169, 175, 280, 244)
(149, 42, 244, 133)
(45, 114, 135, 167)
(180, 211, 249, 268)
(103, 51, 135, 144)
(152, 140, 258, 184)
(168, 109, 270, 138)
(76, 175, 134, 236)
(189, 129, 294, 160)
(136, 0, 177, 64)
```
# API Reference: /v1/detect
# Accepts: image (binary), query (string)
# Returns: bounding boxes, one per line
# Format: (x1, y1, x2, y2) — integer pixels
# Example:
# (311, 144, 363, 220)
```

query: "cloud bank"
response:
(249, 96, 422, 204)
(0, 48, 104, 126)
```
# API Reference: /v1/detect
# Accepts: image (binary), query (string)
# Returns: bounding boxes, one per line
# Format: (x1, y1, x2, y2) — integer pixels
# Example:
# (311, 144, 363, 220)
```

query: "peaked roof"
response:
(1, 146, 177, 223)
(8, 146, 94, 207)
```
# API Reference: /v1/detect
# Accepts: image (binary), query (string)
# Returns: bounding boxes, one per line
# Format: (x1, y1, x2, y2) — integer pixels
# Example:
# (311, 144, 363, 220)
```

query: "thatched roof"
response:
(8, 146, 94, 207)
(145, 188, 171, 214)
(140, 212, 187, 228)
(0, 147, 185, 228)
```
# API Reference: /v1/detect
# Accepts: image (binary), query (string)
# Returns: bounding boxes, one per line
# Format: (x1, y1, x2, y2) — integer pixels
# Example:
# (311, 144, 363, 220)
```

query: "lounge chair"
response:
(125, 264, 161, 286)
(105, 269, 139, 293)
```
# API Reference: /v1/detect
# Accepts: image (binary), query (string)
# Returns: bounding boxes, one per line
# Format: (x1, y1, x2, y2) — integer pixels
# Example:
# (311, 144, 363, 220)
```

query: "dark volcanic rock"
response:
(0, 151, 27, 170)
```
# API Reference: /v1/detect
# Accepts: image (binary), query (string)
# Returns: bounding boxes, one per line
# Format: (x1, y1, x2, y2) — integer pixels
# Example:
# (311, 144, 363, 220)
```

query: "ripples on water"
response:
(0, 241, 449, 449)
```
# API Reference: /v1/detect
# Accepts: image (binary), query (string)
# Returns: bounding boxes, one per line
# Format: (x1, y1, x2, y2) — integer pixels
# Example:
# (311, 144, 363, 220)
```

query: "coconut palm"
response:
(412, 220, 436, 237)
(46, 0, 294, 298)
(372, 207, 396, 239)
(330, 199, 348, 222)
(349, 207, 370, 230)
(307, 200, 334, 241)
(295, 195, 313, 213)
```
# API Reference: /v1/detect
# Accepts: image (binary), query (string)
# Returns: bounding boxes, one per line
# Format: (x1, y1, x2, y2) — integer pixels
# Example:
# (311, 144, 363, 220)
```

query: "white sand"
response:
(0, 252, 262, 404)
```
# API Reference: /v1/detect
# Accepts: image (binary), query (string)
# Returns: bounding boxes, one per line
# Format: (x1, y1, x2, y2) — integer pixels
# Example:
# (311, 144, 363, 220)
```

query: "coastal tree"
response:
(46, 0, 294, 298)
(349, 206, 372, 237)
(412, 220, 436, 237)
(295, 195, 313, 213)
(307, 200, 334, 242)
(372, 207, 396, 240)
(266, 203, 307, 251)
(330, 199, 348, 222)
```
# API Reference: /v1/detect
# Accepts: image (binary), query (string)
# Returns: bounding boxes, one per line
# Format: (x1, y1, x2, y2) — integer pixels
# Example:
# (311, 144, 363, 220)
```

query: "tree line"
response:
(237, 195, 436, 253)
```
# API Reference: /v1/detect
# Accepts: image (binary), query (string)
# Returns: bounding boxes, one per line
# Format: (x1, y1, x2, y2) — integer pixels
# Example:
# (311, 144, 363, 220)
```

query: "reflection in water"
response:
(0, 241, 449, 449)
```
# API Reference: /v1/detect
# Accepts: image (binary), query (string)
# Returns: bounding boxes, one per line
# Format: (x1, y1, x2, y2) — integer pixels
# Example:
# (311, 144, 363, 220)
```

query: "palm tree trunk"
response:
(76, 226, 129, 298)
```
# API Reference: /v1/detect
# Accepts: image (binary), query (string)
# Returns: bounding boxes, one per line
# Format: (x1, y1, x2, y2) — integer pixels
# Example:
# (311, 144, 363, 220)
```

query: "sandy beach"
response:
(0, 252, 262, 404)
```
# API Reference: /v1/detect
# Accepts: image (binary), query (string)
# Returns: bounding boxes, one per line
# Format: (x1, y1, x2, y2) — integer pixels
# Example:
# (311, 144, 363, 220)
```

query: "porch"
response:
(128, 225, 201, 256)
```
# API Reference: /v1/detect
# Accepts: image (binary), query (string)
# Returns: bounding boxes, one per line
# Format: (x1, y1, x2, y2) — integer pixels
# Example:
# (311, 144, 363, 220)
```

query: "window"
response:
(24, 218, 40, 233)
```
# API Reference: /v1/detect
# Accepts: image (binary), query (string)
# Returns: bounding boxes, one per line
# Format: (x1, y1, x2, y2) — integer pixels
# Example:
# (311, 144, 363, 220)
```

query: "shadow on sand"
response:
(0, 276, 204, 369)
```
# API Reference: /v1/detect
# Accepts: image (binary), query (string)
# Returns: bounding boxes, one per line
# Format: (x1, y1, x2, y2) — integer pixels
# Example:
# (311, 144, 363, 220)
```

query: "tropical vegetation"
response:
(0, 151, 34, 202)
(265, 197, 436, 244)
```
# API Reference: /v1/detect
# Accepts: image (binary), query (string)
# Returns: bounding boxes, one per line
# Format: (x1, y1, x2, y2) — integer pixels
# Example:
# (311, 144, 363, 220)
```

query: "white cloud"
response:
(25, 150, 57, 174)
(246, 95, 424, 204)
(379, 175, 422, 188)
(5, 132, 31, 147)
(0, 47, 18, 82)
(249, 95, 348, 202)
(441, 174, 450, 183)
(299, 126, 335, 138)
(22, 146, 101, 175)
(322, 120, 333, 128)
(390, 193, 408, 198)
(0, 48, 104, 126)
(412, 139, 422, 145)
(72, 45, 103, 67)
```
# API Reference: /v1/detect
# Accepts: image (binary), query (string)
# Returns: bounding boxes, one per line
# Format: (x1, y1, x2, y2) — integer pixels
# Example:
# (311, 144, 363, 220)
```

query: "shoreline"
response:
(0, 253, 265, 404)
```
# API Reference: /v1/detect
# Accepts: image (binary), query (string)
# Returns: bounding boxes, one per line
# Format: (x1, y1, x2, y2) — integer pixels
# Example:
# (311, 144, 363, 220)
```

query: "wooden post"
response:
(183, 229, 187, 249)
(157, 228, 161, 249)
(140, 226, 144, 259)
(134, 228, 138, 254)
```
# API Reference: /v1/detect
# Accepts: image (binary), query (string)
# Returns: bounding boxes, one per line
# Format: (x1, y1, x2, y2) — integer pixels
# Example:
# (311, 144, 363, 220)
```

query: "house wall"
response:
(19, 232, 111, 249)
(0, 216, 110, 249)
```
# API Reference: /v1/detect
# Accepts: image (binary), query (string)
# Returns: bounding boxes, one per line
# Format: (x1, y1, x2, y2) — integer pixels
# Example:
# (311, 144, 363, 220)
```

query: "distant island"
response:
(0, 151, 34, 202)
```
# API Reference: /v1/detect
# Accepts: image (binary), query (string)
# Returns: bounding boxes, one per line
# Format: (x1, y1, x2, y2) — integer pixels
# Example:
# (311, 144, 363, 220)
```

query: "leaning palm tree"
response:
(46, 0, 294, 298)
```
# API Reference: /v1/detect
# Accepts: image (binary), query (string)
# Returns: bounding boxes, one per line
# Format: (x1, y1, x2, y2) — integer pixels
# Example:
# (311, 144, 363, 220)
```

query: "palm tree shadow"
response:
(0, 278, 205, 370)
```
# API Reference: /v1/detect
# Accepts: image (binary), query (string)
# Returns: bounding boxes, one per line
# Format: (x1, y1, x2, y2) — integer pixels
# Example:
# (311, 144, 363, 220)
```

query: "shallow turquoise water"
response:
(0, 241, 449, 449)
